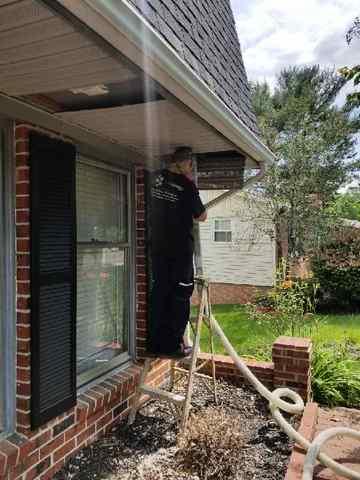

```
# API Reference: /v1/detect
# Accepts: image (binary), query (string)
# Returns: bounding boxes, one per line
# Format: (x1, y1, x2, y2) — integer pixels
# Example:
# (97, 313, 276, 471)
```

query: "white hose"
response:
(210, 314, 360, 480)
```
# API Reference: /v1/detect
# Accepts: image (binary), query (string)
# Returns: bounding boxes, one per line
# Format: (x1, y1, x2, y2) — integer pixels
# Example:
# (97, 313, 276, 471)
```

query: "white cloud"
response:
(230, 0, 360, 88)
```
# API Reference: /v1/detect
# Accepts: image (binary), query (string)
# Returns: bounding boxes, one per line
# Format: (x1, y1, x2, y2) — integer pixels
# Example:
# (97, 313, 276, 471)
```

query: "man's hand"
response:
(194, 210, 207, 222)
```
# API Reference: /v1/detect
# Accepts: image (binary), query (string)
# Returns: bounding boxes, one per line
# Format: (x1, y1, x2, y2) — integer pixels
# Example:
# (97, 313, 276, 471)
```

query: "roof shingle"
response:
(128, 0, 259, 135)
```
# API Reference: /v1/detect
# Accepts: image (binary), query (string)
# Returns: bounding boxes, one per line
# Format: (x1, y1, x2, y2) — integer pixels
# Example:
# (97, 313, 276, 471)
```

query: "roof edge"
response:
(56, 0, 275, 165)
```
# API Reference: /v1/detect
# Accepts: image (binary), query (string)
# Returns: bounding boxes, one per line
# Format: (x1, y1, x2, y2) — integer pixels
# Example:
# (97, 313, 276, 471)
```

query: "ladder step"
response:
(139, 386, 185, 405)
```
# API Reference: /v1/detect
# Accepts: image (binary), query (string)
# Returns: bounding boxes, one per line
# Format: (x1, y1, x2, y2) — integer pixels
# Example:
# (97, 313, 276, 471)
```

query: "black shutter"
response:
(30, 132, 76, 429)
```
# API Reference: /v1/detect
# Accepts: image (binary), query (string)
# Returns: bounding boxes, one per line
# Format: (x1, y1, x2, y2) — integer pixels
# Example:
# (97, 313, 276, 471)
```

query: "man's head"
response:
(168, 147, 194, 177)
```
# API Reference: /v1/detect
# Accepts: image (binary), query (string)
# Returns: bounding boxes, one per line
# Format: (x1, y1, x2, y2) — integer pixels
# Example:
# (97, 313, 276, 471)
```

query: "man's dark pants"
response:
(148, 252, 194, 354)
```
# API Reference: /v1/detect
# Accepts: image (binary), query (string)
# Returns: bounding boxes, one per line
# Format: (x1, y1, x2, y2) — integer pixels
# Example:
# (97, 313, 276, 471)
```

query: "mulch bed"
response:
(55, 377, 298, 480)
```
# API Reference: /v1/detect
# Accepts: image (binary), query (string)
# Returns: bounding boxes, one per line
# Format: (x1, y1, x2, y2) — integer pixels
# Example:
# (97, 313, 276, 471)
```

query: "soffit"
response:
(0, 0, 136, 96)
(57, 100, 236, 159)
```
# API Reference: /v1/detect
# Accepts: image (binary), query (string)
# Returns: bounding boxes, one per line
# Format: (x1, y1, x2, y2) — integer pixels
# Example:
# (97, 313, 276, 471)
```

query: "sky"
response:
(230, 0, 360, 189)
(230, 0, 359, 92)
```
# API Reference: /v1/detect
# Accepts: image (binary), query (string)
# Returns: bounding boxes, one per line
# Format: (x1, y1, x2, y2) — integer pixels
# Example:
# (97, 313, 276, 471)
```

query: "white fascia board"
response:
(55, 0, 274, 166)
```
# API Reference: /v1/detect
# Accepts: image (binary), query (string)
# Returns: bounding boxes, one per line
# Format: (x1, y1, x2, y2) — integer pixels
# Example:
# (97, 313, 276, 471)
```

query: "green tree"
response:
(251, 66, 359, 258)
(328, 189, 360, 222)
(339, 16, 360, 109)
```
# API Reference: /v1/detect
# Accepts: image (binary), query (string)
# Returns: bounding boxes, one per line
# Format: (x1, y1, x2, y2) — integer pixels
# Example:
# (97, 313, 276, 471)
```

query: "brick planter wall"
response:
(194, 353, 274, 388)
(191, 283, 271, 305)
(272, 336, 312, 402)
(0, 126, 171, 480)
(285, 403, 319, 480)
(188, 336, 312, 400)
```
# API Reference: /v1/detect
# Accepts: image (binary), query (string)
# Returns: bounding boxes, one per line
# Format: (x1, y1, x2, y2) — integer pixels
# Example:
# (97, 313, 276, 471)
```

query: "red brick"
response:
(39, 459, 65, 480)
(17, 297, 30, 310)
(96, 412, 112, 432)
(17, 254, 30, 267)
(91, 386, 111, 405)
(75, 404, 87, 423)
(17, 397, 30, 412)
(17, 367, 30, 382)
(17, 311, 30, 325)
(64, 424, 84, 442)
(78, 394, 96, 415)
(25, 457, 51, 480)
(53, 439, 75, 463)
(16, 140, 29, 154)
(17, 324, 30, 338)
(17, 339, 30, 353)
(17, 239, 30, 253)
(15, 126, 29, 139)
(16, 183, 30, 196)
(16, 211, 29, 224)
(16, 168, 29, 182)
(17, 353, 31, 368)
(0, 451, 6, 476)
(17, 268, 30, 281)
(16, 156, 29, 167)
(16, 382, 31, 396)
(192, 282, 269, 305)
(16, 410, 30, 427)
(76, 425, 95, 447)
(17, 281, 30, 295)
(86, 390, 104, 410)
(39, 434, 64, 459)
(284, 403, 318, 480)
(0, 440, 19, 470)
(16, 196, 30, 209)
(16, 225, 30, 239)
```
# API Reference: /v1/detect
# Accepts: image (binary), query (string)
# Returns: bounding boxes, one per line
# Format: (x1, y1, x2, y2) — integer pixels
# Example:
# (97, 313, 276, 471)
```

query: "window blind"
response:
(76, 161, 129, 382)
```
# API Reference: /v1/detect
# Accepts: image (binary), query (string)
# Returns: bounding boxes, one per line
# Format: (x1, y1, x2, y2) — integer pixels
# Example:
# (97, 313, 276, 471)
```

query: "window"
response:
(214, 219, 232, 242)
(76, 159, 131, 385)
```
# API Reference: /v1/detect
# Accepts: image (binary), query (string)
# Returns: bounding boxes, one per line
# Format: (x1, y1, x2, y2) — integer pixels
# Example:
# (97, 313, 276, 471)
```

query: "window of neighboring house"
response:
(76, 158, 131, 386)
(214, 218, 232, 242)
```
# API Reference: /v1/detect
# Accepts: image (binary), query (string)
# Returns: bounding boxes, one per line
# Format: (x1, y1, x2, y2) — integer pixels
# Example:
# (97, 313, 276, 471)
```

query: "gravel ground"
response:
(55, 377, 298, 480)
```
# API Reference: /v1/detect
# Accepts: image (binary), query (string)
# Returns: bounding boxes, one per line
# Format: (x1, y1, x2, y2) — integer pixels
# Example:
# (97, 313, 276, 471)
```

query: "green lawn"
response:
(198, 304, 360, 361)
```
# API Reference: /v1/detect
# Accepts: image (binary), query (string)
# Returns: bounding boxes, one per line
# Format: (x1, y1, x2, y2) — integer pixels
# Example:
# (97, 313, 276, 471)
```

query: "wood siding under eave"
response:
(0, 0, 136, 97)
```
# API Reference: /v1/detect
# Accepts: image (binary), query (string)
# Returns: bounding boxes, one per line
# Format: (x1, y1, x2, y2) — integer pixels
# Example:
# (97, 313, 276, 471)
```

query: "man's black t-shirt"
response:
(150, 169, 205, 256)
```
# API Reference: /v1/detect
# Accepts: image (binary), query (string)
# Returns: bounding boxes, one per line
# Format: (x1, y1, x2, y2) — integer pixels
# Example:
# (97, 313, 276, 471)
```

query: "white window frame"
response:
(213, 218, 232, 243)
(0, 118, 16, 436)
(76, 155, 134, 388)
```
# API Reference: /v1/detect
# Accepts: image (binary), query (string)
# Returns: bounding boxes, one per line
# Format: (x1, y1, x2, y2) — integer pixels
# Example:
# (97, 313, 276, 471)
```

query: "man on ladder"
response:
(147, 146, 207, 359)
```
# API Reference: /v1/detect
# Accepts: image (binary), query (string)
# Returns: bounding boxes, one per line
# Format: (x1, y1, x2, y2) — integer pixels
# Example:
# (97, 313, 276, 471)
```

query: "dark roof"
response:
(128, 0, 259, 135)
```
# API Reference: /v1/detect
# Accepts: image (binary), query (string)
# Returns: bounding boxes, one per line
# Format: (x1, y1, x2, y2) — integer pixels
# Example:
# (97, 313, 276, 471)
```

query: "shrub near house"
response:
(312, 228, 360, 312)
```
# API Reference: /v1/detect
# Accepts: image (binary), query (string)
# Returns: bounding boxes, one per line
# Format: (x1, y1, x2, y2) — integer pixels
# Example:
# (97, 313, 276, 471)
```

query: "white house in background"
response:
(198, 191, 276, 304)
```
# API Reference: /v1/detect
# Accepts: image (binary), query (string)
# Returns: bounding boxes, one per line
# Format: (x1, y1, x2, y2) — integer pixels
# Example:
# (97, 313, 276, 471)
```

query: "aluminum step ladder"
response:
(128, 277, 218, 436)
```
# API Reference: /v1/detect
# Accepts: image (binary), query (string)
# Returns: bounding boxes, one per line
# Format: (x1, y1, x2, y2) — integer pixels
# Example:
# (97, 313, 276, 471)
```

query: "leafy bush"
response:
(312, 343, 360, 407)
(248, 262, 320, 338)
(312, 228, 360, 311)
(177, 407, 244, 480)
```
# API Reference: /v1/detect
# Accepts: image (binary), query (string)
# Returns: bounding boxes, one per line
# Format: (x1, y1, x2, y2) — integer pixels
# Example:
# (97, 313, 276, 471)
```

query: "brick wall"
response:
(0, 126, 171, 480)
(15, 124, 31, 436)
(189, 336, 312, 399)
(192, 283, 271, 305)
(272, 336, 312, 401)
(135, 168, 148, 359)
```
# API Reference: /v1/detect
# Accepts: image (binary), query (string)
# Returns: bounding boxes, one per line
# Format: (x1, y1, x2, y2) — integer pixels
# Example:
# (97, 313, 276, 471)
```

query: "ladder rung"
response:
(139, 385, 185, 405)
